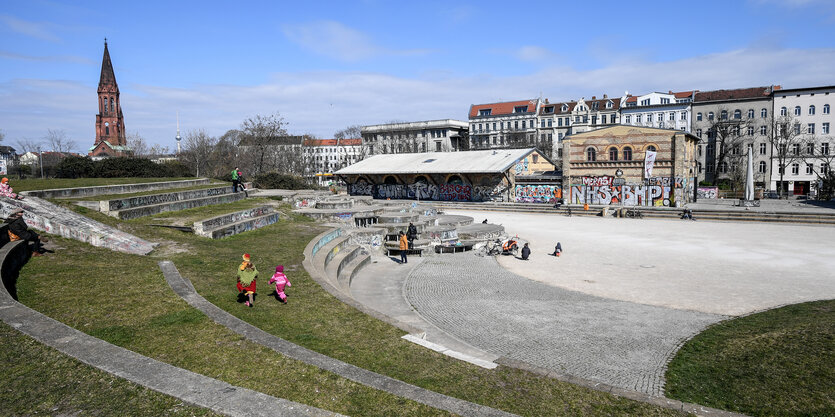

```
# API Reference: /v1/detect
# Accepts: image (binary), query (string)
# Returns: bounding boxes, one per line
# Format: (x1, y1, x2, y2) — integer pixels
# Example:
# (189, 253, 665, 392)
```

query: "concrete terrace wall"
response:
(110, 192, 248, 220)
(193, 206, 281, 239)
(22, 179, 211, 199)
(0, 196, 156, 255)
(101, 186, 231, 212)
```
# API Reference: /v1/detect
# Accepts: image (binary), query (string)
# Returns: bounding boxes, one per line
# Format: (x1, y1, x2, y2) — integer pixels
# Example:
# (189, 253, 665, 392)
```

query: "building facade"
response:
(362, 119, 469, 156)
(771, 86, 835, 196)
(89, 41, 130, 157)
(303, 138, 364, 185)
(468, 99, 542, 151)
(562, 125, 698, 207)
(620, 91, 694, 133)
(691, 86, 779, 186)
(538, 95, 623, 160)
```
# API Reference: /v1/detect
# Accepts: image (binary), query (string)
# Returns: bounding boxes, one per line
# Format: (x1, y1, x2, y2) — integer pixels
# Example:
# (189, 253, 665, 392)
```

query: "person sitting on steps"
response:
(5, 209, 47, 256)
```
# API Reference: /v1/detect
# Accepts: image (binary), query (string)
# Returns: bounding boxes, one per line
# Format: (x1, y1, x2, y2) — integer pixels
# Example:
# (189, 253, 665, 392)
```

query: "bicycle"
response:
(476, 239, 503, 257)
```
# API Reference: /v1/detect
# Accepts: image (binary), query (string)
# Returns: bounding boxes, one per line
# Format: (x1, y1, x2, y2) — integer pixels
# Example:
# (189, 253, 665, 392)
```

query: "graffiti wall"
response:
(439, 184, 471, 201)
(348, 181, 374, 196)
(569, 176, 692, 207)
(697, 186, 718, 199)
(515, 185, 559, 203)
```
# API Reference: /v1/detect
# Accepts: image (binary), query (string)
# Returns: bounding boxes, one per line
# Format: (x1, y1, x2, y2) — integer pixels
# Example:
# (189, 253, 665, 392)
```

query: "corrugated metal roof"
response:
(335, 148, 537, 175)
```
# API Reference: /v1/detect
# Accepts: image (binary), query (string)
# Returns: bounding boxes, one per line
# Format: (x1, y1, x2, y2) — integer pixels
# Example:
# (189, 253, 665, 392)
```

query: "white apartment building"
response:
(771, 86, 834, 196)
(362, 119, 469, 155)
(620, 91, 694, 132)
(303, 138, 364, 185)
(538, 95, 622, 160)
(468, 99, 541, 150)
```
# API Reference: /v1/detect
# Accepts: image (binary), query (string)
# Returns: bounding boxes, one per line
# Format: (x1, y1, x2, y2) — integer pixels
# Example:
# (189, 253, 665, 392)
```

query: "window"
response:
(760, 126, 767, 135)
(575, 116, 580, 123)
(661, 98, 670, 104)
(606, 101, 612, 109)
(707, 143, 715, 156)
(625, 115, 631, 123)
(646, 145, 657, 152)
(492, 123, 496, 130)
(669, 112, 675, 121)
(806, 163, 813, 175)
(807, 142, 815, 155)
(696, 129, 702, 138)
(794, 124, 801, 135)
(641, 99, 650, 106)
(761, 108, 767, 118)
(601, 115, 607, 124)
(479, 109, 491, 116)
(514, 121, 519, 129)
(609, 147, 618, 161)
(780, 106, 787, 116)
(824, 123, 830, 134)
(733, 109, 741, 119)
(521, 120, 526, 129)
(747, 109, 754, 118)
(680, 111, 687, 120)
(732, 144, 741, 155)
(758, 161, 767, 173)
(541, 119, 545, 128)
(809, 105, 816, 115)
(587, 147, 596, 161)
(747, 126, 754, 136)
(558, 132, 563, 140)
(514, 105, 528, 113)
(808, 123, 815, 134)
(823, 143, 830, 155)
(558, 118, 563, 127)
(760, 143, 767, 154)
(822, 163, 830, 175)
(706, 163, 714, 174)
(623, 146, 632, 161)
(795, 106, 801, 116)
(792, 143, 800, 155)
(708, 112, 714, 120)
(592, 102, 599, 110)
(658, 113, 663, 123)
(719, 162, 728, 173)
(697, 112, 703, 121)
(548, 119, 552, 127)
(636, 115, 642, 123)
(110, 98, 114, 112)
(824, 104, 830, 114)
(543, 106, 554, 114)
(591, 115, 597, 125)
(647, 114, 653, 123)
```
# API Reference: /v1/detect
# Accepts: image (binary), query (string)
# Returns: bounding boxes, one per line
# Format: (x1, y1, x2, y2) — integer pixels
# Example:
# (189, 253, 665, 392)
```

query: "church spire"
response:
(98, 38, 117, 91)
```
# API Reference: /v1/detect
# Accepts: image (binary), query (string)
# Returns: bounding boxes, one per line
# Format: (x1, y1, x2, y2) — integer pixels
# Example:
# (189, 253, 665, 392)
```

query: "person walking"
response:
(406, 222, 417, 249)
(398, 231, 408, 264)
(521, 242, 531, 260)
(231, 167, 240, 193)
(268, 265, 291, 304)
(236, 253, 258, 307)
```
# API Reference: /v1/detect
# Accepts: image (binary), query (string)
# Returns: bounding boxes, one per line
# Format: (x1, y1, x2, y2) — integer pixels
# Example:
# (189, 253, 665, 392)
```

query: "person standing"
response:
(406, 222, 417, 249)
(236, 253, 258, 307)
(231, 167, 240, 193)
(521, 243, 531, 260)
(398, 231, 408, 264)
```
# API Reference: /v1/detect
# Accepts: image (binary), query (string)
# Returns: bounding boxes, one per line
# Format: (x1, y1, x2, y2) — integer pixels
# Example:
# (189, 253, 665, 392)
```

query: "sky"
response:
(1, 0, 834, 153)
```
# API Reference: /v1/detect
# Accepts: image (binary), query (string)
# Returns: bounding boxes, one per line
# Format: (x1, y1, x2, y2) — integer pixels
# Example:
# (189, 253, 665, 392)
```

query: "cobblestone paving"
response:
(404, 253, 725, 395)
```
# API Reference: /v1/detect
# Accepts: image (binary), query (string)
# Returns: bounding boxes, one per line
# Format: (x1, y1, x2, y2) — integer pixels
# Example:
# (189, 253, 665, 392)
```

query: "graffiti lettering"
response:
(570, 180, 689, 207)
(439, 184, 471, 201)
(697, 186, 718, 199)
(515, 185, 559, 203)
(407, 182, 439, 200)
(348, 181, 374, 196)
(582, 176, 615, 187)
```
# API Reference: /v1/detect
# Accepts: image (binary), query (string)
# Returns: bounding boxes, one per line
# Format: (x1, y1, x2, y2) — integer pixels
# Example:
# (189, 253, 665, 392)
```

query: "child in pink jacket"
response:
(269, 265, 291, 304)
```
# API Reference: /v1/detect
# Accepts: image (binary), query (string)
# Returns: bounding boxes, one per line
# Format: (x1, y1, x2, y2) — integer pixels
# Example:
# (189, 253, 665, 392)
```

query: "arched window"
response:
(794, 106, 801, 116)
(809, 105, 816, 115)
(105, 122, 110, 136)
(446, 175, 464, 185)
(586, 147, 596, 161)
(824, 104, 830, 114)
(761, 108, 767, 118)
(696, 112, 702, 121)
(623, 147, 633, 161)
(110, 98, 114, 112)
(609, 147, 618, 161)
(415, 175, 429, 184)
(747, 109, 754, 118)
(383, 175, 398, 185)
(708, 112, 714, 120)
(758, 161, 767, 173)
(781, 107, 787, 116)
(646, 145, 657, 153)
(734, 109, 741, 119)
(721, 110, 728, 120)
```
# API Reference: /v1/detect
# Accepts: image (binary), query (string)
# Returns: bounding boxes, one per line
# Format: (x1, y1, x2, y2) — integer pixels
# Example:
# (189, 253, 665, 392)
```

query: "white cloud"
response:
(282, 20, 432, 62)
(0, 50, 93, 65)
(1, 47, 834, 151)
(0, 15, 61, 42)
(515, 46, 555, 62)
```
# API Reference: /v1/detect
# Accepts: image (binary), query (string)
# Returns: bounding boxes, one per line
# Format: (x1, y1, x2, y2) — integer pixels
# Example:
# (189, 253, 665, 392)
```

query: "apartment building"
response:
(620, 91, 694, 132)
(361, 119, 469, 155)
(468, 99, 542, 150)
(691, 86, 779, 185)
(538, 95, 622, 160)
(303, 138, 364, 184)
(771, 85, 834, 196)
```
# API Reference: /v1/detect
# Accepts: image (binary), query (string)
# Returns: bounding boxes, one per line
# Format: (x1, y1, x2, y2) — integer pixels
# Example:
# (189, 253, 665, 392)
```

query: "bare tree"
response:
(768, 114, 805, 198)
(15, 138, 41, 154)
(0, 129, 4, 143)
(334, 125, 361, 140)
(808, 137, 835, 200)
(701, 107, 752, 186)
(239, 113, 288, 175)
(180, 129, 216, 177)
(126, 131, 150, 157)
(44, 129, 76, 153)
(148, 143, 171, 156)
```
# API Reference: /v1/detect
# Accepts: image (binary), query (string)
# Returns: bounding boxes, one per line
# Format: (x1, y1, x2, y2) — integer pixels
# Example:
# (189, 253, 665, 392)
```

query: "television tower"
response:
(175, 111, 181, 154)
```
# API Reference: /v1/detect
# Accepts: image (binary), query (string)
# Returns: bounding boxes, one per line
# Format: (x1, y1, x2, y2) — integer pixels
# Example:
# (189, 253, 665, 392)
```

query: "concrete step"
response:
(100, 186, 234, 213)
(108, 192, 248, 219)
(325, 245, 365, 293)
(197, 212, 281, 239)
(193, 206, 276, 238)
(341, 252, 371, 290)
(22, 178, 211, 199)
(314, 234, 352, 271)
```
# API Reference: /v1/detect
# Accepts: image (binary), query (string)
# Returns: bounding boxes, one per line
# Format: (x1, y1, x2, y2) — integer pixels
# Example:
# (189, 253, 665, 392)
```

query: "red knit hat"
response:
(242, 253, 251, 262)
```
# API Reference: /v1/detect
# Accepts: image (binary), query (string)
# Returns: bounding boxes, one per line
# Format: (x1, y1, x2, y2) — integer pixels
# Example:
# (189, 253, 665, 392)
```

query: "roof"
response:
(362, 119, 468, 133)
(335, 148, 541, 175)
(772, 85, 835, 95)
(694, 86, 778, 102)
(564, 125, 699, 142)
(674, 91, 694, 99)
(303, 138, 362, 146)
(98, 41, 118, 90)
(469, 99, 538, 118)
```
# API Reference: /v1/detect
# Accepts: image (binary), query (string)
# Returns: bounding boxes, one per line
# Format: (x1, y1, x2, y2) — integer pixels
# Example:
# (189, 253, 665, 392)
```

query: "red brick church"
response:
(89, 40, 131, 157)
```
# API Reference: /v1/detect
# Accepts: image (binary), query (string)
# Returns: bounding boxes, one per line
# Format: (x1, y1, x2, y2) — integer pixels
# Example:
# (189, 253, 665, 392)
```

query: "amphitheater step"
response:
(108, 192, 249, 219)
(193, 206, 280, 239)
(21, 178, 212, 199)
(341, 252, 371, 290)
(100, 186, 234, 213)
(325, 245, 364, 293)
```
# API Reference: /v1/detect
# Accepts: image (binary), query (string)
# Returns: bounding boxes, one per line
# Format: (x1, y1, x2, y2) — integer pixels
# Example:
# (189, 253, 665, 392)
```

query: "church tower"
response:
(90, 40, 129, 157)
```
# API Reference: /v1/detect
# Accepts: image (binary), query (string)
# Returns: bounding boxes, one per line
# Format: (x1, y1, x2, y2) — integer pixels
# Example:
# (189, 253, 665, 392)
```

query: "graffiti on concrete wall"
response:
(515, 185, 559, 203)
(408, 182, 440, 200)
(311, 228, 343, 256)
(348, 181, 374, 196)
(439, 184, 472, 201)
(473, 184, 506, 202)
(570, 176, 690, 207)
(295, 199, 313, 208)
(697, 186, 718, 199)
(375, 184, 409, 199)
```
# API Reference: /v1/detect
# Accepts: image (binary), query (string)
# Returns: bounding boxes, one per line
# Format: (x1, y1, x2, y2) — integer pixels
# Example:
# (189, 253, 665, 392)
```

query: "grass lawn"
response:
(665, 300, 835, 417)
(9, 177, 200, 193)
(13, 200, 689, 416)
(0, 321, 222, 416)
